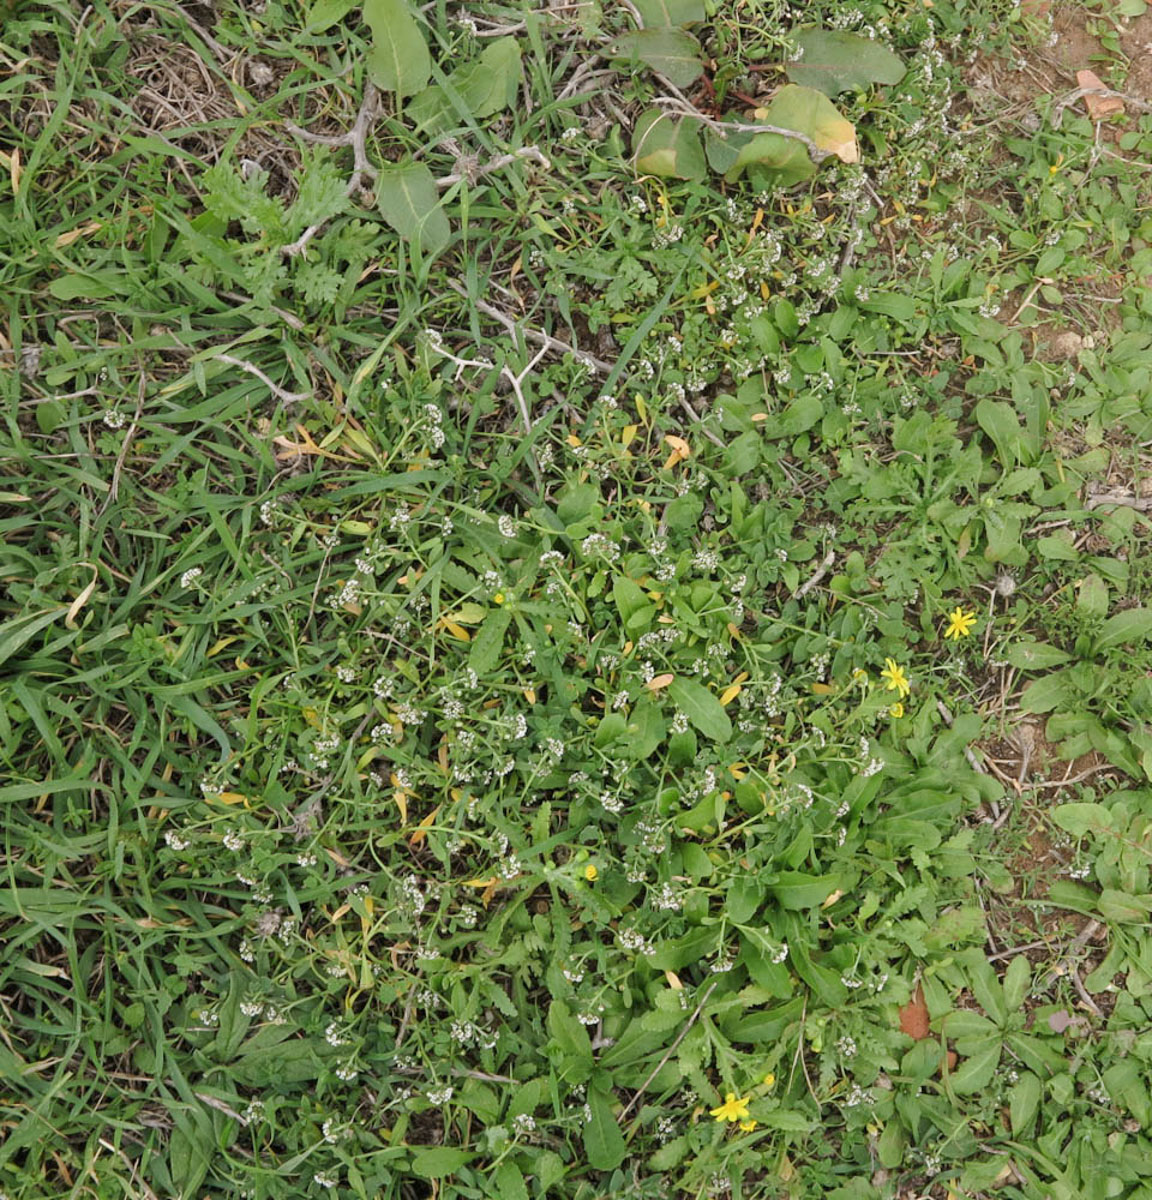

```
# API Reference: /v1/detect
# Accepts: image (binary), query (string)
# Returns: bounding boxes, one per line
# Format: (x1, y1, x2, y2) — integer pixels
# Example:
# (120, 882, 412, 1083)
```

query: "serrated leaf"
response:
(467, 607, 512, 676)
(289, 153, 349, 231)
(494, 1162, 529, 1200)
(583, 1087, 627, 1170)
(609, 28, 704, 87)
(787, 29, 906, 96)
(632, 108, 707, 180)
(949, 1040, 1001, 1094)
(1003, 641, 1074, 670)
(375, 161, 450, 258)
(667, 677, 732, 742)
(633, 0, 705, 24)
(364, 0, 431, 98)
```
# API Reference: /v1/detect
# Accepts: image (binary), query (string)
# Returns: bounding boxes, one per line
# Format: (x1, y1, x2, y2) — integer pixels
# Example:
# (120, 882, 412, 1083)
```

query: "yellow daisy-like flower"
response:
(943, 606, 978, 640)
(739, 1119, 758, 1132)
(709, 1092, 751, 1123)
(880, 658, 910, 699)
(584, 864, 598, 882)
(889, 702, 904, 719)
(763, 1073, 775, 1088)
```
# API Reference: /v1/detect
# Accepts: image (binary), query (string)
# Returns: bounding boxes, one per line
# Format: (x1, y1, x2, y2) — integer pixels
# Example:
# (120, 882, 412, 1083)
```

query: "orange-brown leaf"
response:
(898, 984, 930, 1040)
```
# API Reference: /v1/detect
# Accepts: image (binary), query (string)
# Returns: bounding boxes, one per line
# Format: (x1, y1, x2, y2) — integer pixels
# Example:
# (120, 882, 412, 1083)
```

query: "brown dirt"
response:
(1120, 11, 1152, 103)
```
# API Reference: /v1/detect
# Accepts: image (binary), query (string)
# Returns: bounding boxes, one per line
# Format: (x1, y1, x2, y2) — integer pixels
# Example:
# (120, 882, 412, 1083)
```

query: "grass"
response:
(4, 0, 1152, 1197)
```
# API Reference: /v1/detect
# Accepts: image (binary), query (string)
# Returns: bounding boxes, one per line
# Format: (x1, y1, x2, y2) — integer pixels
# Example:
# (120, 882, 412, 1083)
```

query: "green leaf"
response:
(306, 0, 358, 31)
(1009, 1072, 1042, 1136)
(1004, 641, 1074, 670)
(1003, 955, 1031, 1012)
(609, 29, 704, 87)
(632, 109, 707, 181)
(633, 0, 705, 24)
(48, 272, 123, 300)
(375, 161, 450, 259)
(949, 1040, 1001, 1095)
(410, 1148, 475, 1178)
(975, 398, 1022, 467)
(583, 1087, 628, 1170)
(0, 608, 69, 666)
(494, 1162, 529, 1200)
(743, 84, 858, 168)
(408, 37, 523, 135)
(667, 677, 732, 743)
(168, 1111, 214, 1200)
(1019, 671, 1076, 714)
(364, 0, 431, 98)
(786, 29, 906, 96)
(768, 871, 839, 910)
(1078, 573, 1109, 620)
(1050, 802, 1113, 837)
(1096, 608, 1152, 651)
(468, 607, 512, 676)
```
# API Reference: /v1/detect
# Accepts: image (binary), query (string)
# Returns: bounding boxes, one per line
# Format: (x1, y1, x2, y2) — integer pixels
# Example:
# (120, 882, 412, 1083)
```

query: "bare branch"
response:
(435, 146, 551, 187)
(216, 353, 310, 405)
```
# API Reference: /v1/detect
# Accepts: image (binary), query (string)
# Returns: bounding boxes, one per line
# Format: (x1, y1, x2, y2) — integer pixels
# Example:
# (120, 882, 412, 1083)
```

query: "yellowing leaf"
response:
(646, 672, 675, 690)
(441, 620, 471, 641)
(811, 682, 835, 694)
(720, 684, 742, 706)
(409, 806, 440, 848)
(54, 220, 102, 248)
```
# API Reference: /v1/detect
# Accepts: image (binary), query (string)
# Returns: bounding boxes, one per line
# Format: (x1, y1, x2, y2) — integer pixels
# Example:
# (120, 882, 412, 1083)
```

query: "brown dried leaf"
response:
(898, 983, 930, 1040)
(1077, 69, 1125, 119)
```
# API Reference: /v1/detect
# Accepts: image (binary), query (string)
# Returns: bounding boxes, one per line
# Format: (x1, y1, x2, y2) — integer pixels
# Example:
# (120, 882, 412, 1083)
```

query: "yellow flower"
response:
(880, 658, 910, 699)
(943, 606, 977, 640)
(739, 1119, 758, 1132)
(889, 702, 904, 719)
(763, 1073, 775, 1088)
(709, 1092, 751, 1123)
(584, 864, 598, 882)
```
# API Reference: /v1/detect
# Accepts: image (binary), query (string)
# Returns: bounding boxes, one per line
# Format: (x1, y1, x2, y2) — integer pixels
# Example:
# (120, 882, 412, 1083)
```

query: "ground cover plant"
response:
(4, 0, 1152, 1196)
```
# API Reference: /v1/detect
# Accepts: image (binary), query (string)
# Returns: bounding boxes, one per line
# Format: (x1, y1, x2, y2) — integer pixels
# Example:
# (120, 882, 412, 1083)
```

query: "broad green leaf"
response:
(975, 398, 1022, 467)
(786, 29, 906, 96)
(760, 84, 858, 163)
(1096, 607, 1152, 650)
(667, 677, 732, 742)
(48, 272, 123, 300)
(494, 1162, 529, 1200)
(583, 1086, 628, 1170)
(609, 28, 704, 87)
(1019, 671, 1076, 714)
(633, 0, 705, 24)
(1050, 802, 1113, 837)
(364, 0, 431, 98)
(632, 109, 706, 181)
(410, 1148, 475, 1178)
(375, 161, 450, 258)
(306, 0, 358, 31)
(1078, 572, 1109, 619)
(1009, 1072, 1042, 1135)
(949, 1040, 1001, 1094)
(468, 607, 512, 675)
(1003, 955, 1031, 1012)
(768, 871, 840, 910)
(408, 37, 523, 136)
(1004, 641, 1074, 670)
(1099, 889, 1152, 924)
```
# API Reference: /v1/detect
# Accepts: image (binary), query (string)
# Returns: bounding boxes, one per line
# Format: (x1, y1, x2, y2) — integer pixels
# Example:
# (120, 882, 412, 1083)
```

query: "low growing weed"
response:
(4, 0, 1152, 1198)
